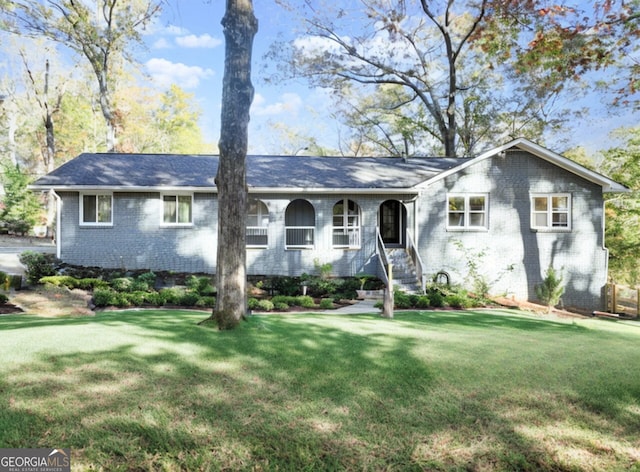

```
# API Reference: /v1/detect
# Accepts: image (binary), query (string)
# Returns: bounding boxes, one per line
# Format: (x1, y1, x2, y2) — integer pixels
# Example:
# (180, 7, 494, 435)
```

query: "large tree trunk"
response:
(210, 0, 258, 330)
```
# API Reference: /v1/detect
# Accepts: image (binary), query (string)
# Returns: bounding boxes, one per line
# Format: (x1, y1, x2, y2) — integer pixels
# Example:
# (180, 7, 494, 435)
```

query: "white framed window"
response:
(246, 199, 269, 247)
(531, 193, 571, 230)
(285, 199, 315, 249)
(333, 199, 361, 248)
(162, 194, 193, 226)
(447, 194, 488, 230)
(80, 193, 113, 226)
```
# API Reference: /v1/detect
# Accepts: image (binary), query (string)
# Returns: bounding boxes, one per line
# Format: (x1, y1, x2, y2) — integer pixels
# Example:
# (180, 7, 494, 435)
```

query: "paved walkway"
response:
(332, 298, 380, 314)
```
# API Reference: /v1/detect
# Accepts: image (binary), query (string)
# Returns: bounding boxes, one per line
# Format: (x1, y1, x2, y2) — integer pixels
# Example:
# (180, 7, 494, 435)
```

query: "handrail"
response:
(375, 227, 390, 287)
(406, 230, 426, 293)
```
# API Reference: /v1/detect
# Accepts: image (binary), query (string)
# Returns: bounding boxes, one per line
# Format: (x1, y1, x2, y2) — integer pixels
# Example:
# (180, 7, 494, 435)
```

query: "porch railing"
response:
(285, 226, 315, 249)
(406, 230, 426, 293)
(375, 227, 391, 287)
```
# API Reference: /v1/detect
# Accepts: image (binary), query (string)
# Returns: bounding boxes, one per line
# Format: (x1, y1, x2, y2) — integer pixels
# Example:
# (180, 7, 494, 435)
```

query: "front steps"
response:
(386, 248, 423, 294)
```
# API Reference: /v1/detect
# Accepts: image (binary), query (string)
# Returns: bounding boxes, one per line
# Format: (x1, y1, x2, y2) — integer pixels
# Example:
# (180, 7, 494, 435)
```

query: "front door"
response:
(380, 200, 404, 247)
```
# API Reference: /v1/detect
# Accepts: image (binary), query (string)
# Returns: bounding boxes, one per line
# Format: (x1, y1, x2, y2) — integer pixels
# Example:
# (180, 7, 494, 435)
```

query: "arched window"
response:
(285, 199, 315, 248)
(333, 199, 361, 248)
(246, 199, 269, 247)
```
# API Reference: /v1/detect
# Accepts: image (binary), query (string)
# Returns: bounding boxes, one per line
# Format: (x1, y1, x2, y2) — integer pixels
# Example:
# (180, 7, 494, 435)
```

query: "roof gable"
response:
(421, 138, 629, 193)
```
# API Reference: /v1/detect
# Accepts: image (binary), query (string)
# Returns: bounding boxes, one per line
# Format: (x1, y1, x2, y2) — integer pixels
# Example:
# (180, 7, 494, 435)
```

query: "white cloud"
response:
(152, 38, 171, 49)
(145, 58, 215, 89)
(176, 34, 222, 49)
(251, 93, 303, 116)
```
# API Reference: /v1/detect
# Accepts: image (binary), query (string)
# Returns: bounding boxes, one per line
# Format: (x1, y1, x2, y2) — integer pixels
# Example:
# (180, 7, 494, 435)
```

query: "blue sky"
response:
(1, 1, 635, 156)
(141, 1, 330, 154)
(139, 1, 639, 157)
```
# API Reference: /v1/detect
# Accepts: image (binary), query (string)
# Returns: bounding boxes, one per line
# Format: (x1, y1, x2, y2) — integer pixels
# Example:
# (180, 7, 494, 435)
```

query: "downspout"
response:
(52, 190, 62, 260)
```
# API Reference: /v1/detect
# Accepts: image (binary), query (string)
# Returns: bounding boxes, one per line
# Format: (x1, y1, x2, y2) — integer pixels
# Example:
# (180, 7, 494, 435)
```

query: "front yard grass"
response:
(1, 309, 639, 471)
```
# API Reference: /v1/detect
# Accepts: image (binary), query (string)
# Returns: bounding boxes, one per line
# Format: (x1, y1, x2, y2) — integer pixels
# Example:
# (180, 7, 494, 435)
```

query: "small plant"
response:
(273, 302, 289, 311)
(319, 298, 334, 309)
(536, 266, 565, 312)
(313, 258, 333, 279)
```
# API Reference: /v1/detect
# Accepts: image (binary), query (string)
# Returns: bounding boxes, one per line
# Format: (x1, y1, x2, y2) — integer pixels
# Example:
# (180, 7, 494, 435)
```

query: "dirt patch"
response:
(9, 285, 94, 317)
(491, 296, 590, 319)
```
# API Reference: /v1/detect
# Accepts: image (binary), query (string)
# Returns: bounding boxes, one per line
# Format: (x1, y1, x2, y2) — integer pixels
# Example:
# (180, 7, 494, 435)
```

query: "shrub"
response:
(295, 295, 316, 308)
(0, 293, 8, 304)
(19, 251, 57, 285)
(394, 290, 413, 309)
(416, 295, 431, 308)
(93, 288, 117, 307)
(319, 298, 334, 309)
(159, 287, 184, 305)
(111, 277, 134, 292)
(143, 291, 164, 306)
(136, 271, 157, 288)
(444, 292, 474, 309)
(40, 275, 77, 288)
(535, 266, 565, 312)
(125, 291, 147, 306)
(186, 276, 215, 296)
(270, 276, 301, 296)
(274, 302, 289, 311)
(130, 279, 150, 292)
(427, 289, 445, 308)
(178, 292, 200, 307)
(195, 296, 216, 308)
(271, 295, 295, 306)
(247, 298, 260, 310)
(257, 299, 274, 311)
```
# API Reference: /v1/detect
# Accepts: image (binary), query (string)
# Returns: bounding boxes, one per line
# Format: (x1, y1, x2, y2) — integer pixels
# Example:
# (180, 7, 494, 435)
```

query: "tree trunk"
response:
(210, 0, 258, 330)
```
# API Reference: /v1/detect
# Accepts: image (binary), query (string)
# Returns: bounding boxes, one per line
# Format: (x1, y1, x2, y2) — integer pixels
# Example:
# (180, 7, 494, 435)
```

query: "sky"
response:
(141, 1, 332, 154)
(1, 1, 637, 157)
(138, 1, 639, 157)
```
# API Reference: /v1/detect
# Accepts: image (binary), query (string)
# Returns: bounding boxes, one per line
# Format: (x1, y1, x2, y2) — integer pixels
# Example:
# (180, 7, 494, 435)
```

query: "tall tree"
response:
(2, 0, 162, 151)
(204, 0, 258, 330)
(271, 0, 638, 157)
(600, 128, 640, 285)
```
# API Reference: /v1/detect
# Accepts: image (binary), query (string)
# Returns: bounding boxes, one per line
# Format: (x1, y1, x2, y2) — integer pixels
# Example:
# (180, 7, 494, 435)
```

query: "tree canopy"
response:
(269, 0, 639, 157)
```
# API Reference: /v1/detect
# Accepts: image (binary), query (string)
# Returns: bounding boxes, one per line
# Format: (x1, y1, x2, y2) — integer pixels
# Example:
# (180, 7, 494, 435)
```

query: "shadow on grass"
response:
(0, 310, 638, 470)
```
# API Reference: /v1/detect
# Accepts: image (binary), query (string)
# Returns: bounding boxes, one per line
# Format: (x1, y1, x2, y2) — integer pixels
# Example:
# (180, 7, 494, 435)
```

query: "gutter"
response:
(52, 190, 62, 259)
(29, 185, 423, 195)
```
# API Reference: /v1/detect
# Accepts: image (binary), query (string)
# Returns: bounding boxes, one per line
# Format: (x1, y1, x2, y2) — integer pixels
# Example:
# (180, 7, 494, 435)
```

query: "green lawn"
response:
(1, 309, 639, 471)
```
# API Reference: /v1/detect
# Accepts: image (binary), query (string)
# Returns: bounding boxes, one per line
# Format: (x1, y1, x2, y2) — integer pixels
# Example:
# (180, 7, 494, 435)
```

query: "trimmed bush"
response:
(416, 295, 431, 308)
(271, 295, 295, 306)
(179, 292, 200, 307)
(111, 277, 134, 292)
(93, 288, 117, 307)
(195, 296, 216, 308)
(159, 287, 185, 305)
(257, 299, 274, 311)
(19, 251, 56, 285)
(247, 298, 260, 310)
(274, 302, 289, 311)
(186, 275, 215, 296)
(0, 293, 8, 304)
(319, 298, 334, 309)
(295, 295, 316, 308)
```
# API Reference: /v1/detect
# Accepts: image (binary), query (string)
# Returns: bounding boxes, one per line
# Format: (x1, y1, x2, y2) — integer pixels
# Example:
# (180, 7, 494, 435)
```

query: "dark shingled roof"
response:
(32, 153, 469, 190)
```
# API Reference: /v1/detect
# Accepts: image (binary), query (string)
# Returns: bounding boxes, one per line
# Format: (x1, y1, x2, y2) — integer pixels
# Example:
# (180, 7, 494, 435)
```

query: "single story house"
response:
(30, 138, 628, 311)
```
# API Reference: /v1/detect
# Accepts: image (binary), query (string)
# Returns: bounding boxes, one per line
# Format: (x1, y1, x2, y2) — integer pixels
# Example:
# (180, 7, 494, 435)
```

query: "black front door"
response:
(380, 200, 403, 246)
